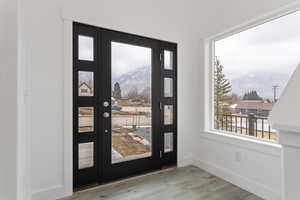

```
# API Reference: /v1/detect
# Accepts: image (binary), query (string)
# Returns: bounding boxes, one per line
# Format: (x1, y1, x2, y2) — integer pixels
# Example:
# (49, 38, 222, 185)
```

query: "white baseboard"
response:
(29, 154, 193, 200)
(31, 185, 66, 200)
(30, 157, 280, 200)
(193, 159, 281, 200)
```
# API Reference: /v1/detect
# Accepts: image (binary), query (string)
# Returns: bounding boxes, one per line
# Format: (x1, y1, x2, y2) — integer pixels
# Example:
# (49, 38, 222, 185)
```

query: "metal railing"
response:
(215, 114, 276, 140)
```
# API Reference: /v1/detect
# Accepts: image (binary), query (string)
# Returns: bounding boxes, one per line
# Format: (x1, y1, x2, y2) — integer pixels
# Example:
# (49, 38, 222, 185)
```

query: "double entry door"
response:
(73, 22, 177, 188)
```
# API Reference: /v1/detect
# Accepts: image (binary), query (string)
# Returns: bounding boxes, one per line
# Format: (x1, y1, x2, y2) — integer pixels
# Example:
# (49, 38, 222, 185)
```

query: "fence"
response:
(215, 114, 276, 140)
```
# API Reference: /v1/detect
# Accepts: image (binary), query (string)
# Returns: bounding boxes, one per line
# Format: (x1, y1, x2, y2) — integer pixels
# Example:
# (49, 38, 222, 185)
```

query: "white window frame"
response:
(204, 2, 300, 143)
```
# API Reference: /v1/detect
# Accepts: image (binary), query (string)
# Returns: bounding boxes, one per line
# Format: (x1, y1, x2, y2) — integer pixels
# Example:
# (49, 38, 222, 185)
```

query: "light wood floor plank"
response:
(60, 166, 263, 200)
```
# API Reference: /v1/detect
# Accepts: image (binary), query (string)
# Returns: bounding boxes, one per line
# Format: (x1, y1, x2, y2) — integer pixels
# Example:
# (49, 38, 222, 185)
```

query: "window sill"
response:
(272, 123, 300, 133)
(200, 129, 282, 157)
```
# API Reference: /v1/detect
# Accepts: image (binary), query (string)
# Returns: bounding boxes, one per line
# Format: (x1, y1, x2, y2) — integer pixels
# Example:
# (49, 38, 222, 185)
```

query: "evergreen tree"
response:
(214, 58, 232, 127)
(112, 82, 122, 99)
(242, 90, 262, 100)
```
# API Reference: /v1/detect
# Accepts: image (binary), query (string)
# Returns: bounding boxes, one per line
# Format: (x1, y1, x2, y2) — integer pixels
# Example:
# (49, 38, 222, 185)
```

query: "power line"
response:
(272, 85, 279, 102)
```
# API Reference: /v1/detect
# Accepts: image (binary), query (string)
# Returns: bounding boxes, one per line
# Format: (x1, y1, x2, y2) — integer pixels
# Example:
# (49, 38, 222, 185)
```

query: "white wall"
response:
(195, 1, 299, 200)
(19, 0, 298, 200)
(0, 0, 18, 200)
(270, 62, 300, 130)
(193, 132, 282, 199)
(20, 0, 203, 199)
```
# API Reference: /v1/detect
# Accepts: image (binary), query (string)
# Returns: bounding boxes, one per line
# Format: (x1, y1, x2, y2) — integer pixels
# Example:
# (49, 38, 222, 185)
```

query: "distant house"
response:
(232, 100, 274, 117)
(111, 97, 119, 105)
(79, 82, 93, 96)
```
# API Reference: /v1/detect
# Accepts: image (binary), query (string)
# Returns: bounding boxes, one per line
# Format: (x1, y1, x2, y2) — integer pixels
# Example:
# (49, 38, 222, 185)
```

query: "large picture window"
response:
(212, 11, 300, 141)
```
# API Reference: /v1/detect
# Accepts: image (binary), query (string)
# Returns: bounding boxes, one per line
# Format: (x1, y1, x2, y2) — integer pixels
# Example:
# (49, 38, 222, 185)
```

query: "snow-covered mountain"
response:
(230, 71, 291, 99)
(112, 66, 151, 96)
(112, 66, 291, 100)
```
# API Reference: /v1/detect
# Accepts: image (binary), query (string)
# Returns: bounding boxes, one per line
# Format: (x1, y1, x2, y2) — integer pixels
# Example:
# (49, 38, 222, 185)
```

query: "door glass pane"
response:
(164, 78, 173, 97)
(79, 71, 94, 96)
(78, 107, 94, 132)
(111, 41, 152, 164)
(78, 142, 94, 169)
(164, 132, 174, 153)
(164, 50, 173, 70)
(78, 35, 94, 61)
(164, 105, 173, 125)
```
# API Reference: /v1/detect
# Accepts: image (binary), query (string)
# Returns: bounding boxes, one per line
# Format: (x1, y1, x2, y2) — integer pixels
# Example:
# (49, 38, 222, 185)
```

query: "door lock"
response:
(103, 112, 110, 118)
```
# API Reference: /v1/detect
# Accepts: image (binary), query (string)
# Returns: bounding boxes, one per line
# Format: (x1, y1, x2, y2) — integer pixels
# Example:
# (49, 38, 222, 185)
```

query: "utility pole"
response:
(272, 85, 279, 102)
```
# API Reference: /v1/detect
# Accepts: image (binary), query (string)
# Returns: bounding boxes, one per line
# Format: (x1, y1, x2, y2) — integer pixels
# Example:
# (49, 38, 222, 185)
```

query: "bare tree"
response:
(139, 87, 151, 103)
(126, 87, 139, 100)
(231, 93, 241, 104)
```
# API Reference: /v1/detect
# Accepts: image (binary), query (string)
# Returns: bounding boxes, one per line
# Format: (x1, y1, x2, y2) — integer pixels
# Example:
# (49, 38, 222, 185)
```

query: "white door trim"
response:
(62, 19, 73, 197)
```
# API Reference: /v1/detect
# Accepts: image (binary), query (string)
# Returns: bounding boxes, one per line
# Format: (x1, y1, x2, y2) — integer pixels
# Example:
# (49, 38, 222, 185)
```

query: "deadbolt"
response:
(103, 101, 109, 107)
(103, 112, 110, 118)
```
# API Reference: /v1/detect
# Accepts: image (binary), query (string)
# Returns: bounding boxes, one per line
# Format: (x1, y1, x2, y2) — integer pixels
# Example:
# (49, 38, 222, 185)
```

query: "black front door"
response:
(73, 22, 177, 188)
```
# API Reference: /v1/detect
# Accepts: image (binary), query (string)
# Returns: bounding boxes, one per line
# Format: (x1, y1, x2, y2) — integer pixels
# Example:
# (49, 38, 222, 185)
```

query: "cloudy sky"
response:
(111, 41, 151, 78)
(215, 10, 300, 98)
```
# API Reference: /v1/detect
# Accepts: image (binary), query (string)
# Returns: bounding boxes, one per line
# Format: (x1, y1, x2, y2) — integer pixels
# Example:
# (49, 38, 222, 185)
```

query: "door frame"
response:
(63, 19, 178, 192)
